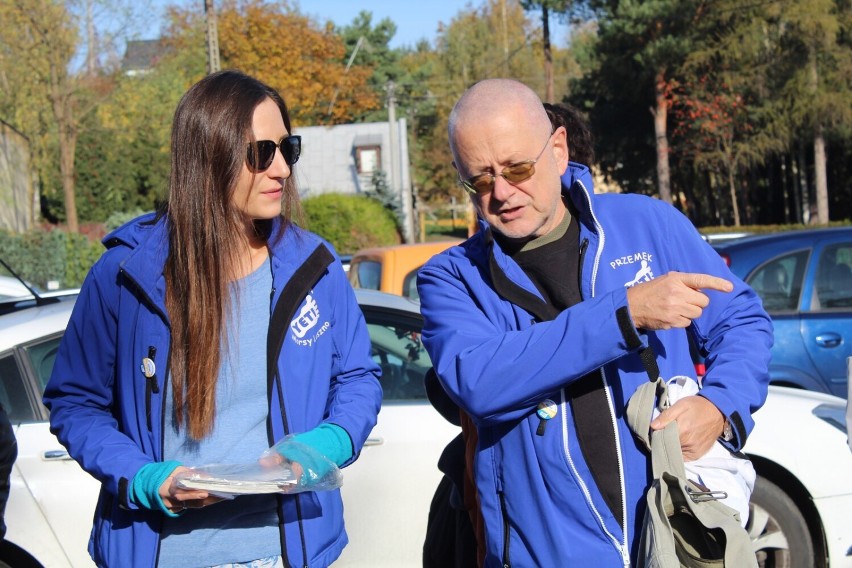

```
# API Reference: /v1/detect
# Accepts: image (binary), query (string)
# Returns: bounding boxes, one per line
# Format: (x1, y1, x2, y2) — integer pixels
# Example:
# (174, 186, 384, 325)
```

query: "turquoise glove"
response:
(129, 460, 182, 517)
(268, 424, 350, 490)
(292, 423, 353, 467)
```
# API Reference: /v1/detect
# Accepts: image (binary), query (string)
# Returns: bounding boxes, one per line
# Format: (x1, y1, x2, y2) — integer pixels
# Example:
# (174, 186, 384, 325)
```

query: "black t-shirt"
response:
(496, 211, 624, 525)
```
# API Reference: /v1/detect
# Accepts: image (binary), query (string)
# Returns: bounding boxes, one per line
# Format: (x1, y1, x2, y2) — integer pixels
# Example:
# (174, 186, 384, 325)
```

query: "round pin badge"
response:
(141, 357, 156, 378)
(536, 399, 558, 421)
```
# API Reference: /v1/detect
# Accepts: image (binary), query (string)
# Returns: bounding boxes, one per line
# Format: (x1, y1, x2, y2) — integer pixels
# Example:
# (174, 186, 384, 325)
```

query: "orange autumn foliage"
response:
(170, 0, 379, 126)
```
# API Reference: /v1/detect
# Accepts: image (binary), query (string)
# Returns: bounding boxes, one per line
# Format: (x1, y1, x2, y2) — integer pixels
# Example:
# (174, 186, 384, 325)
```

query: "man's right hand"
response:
(626, 271, 733, 330)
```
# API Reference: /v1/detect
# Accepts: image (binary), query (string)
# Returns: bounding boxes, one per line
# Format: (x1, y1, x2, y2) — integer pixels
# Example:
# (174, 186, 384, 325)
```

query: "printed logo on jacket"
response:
(609, 251, 655, 288)
(290, 293, 330, 347)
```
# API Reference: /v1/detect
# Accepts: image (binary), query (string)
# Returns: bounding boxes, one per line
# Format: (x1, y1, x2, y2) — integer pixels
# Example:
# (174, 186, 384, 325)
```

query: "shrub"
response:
(302, 193, 401, 254)
(0, 228, 103, 290)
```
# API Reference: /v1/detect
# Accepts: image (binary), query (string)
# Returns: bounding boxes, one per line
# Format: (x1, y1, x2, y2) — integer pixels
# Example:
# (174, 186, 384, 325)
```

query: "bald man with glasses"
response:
(416, 79, 773, 566)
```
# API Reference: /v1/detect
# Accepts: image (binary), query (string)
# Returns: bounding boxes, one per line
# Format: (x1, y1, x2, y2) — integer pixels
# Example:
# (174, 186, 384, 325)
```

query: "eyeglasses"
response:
(458, 132, 554, 195)
(246, 135, 301, 172)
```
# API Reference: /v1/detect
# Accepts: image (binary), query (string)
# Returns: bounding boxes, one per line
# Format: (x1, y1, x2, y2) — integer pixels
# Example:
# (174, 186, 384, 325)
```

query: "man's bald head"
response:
(448, 79, 552, 151)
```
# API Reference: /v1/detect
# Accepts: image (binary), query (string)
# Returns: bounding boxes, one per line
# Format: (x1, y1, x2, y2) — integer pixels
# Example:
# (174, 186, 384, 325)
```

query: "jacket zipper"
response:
(269, 284, 309, 568)
(601, 371, 631, 566)
(499, 492, 511, 568)
(576, 224, 630, 565)
(559, 388, 630, 564)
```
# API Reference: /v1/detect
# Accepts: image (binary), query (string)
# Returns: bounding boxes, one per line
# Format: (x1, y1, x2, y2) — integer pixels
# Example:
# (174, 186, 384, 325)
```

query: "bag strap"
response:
(625, 345, 668, 452)
(626, 343, 691, 482)
(266, 244, 335, 398)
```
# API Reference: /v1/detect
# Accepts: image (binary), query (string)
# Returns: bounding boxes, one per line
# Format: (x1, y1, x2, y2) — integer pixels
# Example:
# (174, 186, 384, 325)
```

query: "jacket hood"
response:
(101, 212, 323, 318)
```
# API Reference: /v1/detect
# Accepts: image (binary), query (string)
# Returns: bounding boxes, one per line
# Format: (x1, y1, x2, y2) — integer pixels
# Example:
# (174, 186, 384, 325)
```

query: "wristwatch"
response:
(721, 419, 734, 442)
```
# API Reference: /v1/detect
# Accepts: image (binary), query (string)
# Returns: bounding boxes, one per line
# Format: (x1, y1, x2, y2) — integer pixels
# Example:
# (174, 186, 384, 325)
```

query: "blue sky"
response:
(140, 0, 570, 49)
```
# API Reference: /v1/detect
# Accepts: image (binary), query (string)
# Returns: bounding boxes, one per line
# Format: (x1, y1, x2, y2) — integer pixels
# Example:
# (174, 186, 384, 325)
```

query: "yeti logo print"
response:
(290, 293, 330, 347)
(625, 259, 654, 287)
(609, 252, 655, 287)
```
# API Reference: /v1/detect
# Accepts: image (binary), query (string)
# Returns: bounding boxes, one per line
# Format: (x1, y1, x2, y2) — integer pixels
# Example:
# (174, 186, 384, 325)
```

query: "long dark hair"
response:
(162, 70, 300, 439)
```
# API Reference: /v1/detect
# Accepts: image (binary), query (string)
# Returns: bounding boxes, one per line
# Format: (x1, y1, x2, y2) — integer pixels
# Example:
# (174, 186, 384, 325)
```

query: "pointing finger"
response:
(678, 273, 733, 293)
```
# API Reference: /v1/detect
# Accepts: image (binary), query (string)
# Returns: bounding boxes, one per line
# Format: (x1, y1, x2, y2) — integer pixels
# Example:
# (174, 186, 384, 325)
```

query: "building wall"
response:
(0, 121, 35, 233)
(295, 119, 408, 194)
(296, 119, 414, 241)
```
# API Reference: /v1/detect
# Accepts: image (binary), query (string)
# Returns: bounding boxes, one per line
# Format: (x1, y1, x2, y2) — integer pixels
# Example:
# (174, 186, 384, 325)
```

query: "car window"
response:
(812, 243, 852, 310)
(746, 251, 808, 312)
(352, 261, 382, 291)
(402, 268, 420, 300)
(0, 354, 37, 423)
(363, 310, 431, 402)
(24, 336, 62, 392)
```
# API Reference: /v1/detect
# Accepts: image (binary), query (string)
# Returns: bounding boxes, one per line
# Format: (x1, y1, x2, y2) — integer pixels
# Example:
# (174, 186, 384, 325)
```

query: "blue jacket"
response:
(43, 214, 382, 568)
(417, 164, 772, 566)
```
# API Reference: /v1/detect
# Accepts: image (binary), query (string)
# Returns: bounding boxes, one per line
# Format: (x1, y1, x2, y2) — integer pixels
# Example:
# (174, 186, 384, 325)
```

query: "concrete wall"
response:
(296, 119, 414, 241)
(0, 121, 35, 233)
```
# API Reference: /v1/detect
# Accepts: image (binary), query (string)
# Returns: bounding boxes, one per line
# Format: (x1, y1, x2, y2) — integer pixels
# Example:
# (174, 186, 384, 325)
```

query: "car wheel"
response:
(747, 476, 815, 568)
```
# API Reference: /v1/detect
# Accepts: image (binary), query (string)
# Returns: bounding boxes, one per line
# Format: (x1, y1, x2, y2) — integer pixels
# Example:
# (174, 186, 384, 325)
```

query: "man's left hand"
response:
(650, 396, 724, 461)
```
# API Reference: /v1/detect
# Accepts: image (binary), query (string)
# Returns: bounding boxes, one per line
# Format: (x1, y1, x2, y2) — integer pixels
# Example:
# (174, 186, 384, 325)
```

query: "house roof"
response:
(122, 39, 168, 74)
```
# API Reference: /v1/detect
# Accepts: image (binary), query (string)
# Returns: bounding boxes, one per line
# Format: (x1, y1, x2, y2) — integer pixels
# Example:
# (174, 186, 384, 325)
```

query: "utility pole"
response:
(386, 81, 414, 243)
(204, 0, 221, 74)
(327, 36, 364, 117)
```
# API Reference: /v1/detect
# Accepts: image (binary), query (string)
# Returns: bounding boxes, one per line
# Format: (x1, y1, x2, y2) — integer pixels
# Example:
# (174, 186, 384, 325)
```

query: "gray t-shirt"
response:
(159, 257, 279, 567)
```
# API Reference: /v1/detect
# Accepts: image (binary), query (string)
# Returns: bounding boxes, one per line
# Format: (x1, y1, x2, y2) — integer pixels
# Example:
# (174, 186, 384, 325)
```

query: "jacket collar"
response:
(473, 162, 602, 313)
(102, 214, 320, 313)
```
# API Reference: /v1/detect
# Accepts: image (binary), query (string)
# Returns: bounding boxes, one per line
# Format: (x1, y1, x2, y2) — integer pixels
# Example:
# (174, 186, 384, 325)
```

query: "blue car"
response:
(713, 227, 852, 398)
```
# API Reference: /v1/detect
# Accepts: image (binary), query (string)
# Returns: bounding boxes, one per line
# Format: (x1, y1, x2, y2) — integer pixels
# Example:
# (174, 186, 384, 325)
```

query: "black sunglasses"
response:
(246, 135, 301, 172)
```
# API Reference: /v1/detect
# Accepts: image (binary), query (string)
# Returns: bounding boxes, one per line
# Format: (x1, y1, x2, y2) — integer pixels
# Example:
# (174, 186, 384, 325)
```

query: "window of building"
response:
(355, 145, 381, 175)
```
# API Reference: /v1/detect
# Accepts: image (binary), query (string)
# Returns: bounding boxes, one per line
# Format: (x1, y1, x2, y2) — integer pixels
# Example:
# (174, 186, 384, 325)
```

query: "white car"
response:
(0, 275, 32, 301)
(1, 291, 850, 567)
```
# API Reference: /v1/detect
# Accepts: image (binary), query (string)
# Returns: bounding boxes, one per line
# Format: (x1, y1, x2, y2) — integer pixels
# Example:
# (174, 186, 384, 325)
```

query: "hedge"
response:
(302, 193, 401, 254)
(0, 229, 103, 290)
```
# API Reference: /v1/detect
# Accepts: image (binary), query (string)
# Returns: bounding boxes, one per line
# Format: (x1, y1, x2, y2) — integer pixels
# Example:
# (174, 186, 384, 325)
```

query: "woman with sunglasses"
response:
(44, 70, 382, 568)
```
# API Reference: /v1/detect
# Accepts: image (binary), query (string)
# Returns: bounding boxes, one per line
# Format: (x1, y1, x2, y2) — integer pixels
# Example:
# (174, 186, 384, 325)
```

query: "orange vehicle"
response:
(348, 240, 462, 300)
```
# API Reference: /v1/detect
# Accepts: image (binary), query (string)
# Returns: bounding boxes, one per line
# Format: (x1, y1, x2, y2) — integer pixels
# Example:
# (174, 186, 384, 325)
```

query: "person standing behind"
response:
(417, 79, 772, 566)
(44, 70, 382, 568)
(0, 403, 15, 542)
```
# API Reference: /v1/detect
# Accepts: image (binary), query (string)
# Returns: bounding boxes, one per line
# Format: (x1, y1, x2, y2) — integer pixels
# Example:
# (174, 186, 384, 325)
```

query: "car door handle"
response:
(815, 333, 842, 348)
(363, 437, 384, 447)
(43, 449, 72, 461)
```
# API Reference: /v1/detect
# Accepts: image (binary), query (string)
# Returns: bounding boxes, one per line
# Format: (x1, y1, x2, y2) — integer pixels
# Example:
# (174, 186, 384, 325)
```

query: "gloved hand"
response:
(129, 460, 183, 516)
(260, 424, 350, 492)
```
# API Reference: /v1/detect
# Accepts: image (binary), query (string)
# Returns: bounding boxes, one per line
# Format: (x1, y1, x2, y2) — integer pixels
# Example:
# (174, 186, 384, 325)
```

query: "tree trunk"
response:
(59, 127, 78, 233)
(726, 162, 741, 227)
(808, 47, 829, 224)
(50, 69, 78, 233)
(542, 5, 554, 103)
(786, 152, 801, 224)
(814, 124, 829, 223)
(796, 143, 811, 224)
(651, 70, 672, 203)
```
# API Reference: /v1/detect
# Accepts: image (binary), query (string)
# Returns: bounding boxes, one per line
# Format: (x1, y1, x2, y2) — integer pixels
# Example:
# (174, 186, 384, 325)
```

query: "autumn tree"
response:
(670, 78, 765, 226)
(577, 0, 713, 204)
(520, 0, 574, 103)
(413, 0, 544, 204)
(681, 0, 852, 224)
(170, 0, 380, 125)
(765, 0, 852, 224)
(336, 11, 403, 122)
(75, 42, 199, 221)
(0, 0, 109, 232)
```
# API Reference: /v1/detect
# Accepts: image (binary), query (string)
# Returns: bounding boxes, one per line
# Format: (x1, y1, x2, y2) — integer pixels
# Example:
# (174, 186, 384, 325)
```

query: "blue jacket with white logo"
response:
(44, 213, 382, 568)
(417, 164, 772, 566)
